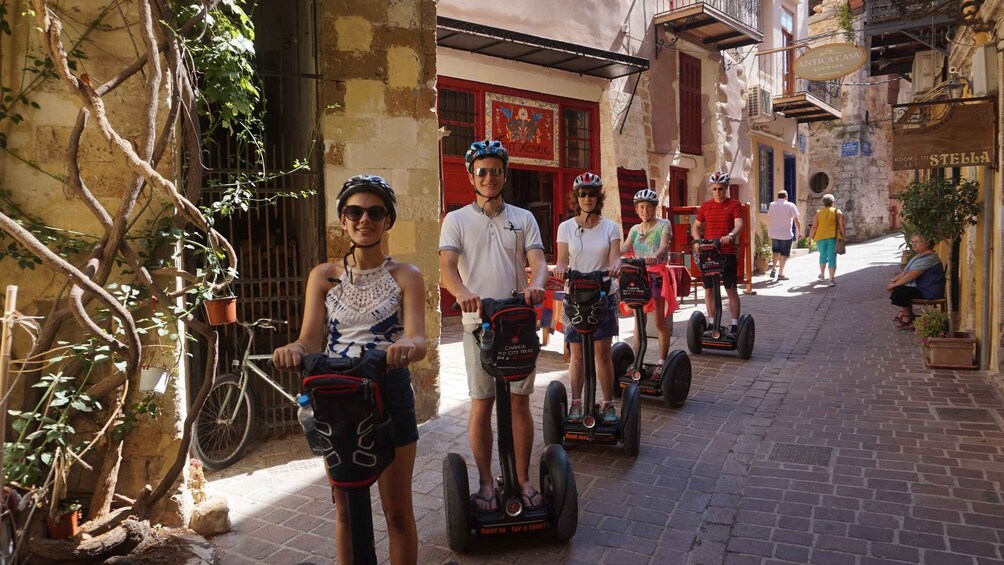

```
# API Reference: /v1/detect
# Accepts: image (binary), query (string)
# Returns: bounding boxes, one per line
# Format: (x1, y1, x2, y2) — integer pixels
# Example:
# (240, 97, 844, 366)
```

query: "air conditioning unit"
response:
(911, 51, 943, 95)
(972, 44, 998, 96)
(747, 86, 773, 123)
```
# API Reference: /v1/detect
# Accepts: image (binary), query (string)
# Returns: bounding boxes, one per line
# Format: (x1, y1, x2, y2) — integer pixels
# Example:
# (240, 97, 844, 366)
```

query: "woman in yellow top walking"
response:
(808, 193, 845, 287)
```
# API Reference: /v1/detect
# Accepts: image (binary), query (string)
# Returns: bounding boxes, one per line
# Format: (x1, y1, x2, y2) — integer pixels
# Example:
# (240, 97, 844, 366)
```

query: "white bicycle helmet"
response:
(633, 189, 659, 203)
(709, 171, 731, 185)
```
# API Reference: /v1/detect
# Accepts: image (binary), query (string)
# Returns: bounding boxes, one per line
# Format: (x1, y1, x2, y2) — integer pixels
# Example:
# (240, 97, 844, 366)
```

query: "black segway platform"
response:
(542, 270, 643, 456)
(686, 239, 755, 359)
(611, 258, 692, 408)
(443, 297, 578, 552)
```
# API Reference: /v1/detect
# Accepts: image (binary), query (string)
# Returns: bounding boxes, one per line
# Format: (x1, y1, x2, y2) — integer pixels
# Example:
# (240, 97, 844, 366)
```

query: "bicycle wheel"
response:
(193, 373, 257, 471)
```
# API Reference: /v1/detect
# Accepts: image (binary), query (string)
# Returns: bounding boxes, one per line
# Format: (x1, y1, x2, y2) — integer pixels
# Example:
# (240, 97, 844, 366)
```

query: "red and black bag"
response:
(476, 297, 541, 382)
(618, 258, 651, 308)
(694, 240, 724, 276)
(300, 351, 395, 490)
(564, 270, 611, 333)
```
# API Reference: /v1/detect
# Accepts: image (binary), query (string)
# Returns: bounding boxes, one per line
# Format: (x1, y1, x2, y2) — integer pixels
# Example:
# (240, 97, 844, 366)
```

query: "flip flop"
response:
(521, 488, 544, 510)
(777, 275, 789, 280)
(471, 488, 498, 512)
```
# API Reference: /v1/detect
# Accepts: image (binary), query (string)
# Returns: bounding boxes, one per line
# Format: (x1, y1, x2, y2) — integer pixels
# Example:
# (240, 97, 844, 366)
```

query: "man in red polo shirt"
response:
(691, 171, 744, 337)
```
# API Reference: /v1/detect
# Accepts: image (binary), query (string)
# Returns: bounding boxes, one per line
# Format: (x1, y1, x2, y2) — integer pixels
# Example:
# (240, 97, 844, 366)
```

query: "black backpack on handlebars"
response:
(618, 258, 651, 308)
(565, 270, 611, 333)
(301, 350, 395, 490)
(475, 297, 541, 382)
(693, 239, 724, 276)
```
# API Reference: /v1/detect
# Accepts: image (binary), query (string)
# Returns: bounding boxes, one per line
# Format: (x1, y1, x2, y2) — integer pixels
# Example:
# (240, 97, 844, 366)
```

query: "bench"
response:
(913, 298, 947, 313)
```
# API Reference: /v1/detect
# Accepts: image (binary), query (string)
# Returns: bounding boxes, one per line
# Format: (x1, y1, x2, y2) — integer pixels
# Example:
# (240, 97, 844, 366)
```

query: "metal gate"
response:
(195, 0, 323, 439)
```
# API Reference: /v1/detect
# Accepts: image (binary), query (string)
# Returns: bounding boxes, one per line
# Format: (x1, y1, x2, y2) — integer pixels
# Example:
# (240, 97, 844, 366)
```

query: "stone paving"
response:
(208, 234, 1004, 564)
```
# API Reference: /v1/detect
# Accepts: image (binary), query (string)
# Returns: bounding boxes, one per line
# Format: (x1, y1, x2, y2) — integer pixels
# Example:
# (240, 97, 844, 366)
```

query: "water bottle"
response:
(296, 394, 325, 456)
(479, 322, 494, 352)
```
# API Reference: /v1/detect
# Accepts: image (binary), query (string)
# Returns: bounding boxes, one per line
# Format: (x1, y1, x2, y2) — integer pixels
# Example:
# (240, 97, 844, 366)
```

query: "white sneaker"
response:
(827, 280, 836, 287)
(817, 274, 825, 281)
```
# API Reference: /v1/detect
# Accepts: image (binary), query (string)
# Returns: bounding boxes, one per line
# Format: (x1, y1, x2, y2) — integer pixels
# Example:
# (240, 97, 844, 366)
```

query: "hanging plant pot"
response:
(923, 334, 977, 370)
(46, 509, 81, 540)
(139, 366, 170, 394)
(203, 296, 237, 326)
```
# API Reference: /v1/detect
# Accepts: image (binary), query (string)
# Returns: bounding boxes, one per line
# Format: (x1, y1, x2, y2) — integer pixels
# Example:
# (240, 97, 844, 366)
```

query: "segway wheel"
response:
(543, 380, 567, 446)
(687, 311, 706, 354)
(610, 341, 635, 399)
(443, 453, 472, 553)
(540, 444, 577, 542)
(621, 383, 642, 457)
(660, 349, 692, 408)
(737, 314, 755, 360)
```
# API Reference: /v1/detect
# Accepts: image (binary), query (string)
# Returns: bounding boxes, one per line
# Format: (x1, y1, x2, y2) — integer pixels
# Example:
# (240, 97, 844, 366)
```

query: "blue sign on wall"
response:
(861, 141, 872, 156)
(841, 141, 859, 157)
(798, 134, 807, 153)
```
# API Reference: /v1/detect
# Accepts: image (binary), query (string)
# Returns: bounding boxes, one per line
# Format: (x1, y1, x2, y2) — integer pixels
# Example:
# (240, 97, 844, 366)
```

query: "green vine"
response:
(836, 2, 856, 44)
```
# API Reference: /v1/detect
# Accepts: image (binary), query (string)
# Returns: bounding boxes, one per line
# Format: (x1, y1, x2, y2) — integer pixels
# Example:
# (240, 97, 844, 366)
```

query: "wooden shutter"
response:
(680, 53, 702, 155)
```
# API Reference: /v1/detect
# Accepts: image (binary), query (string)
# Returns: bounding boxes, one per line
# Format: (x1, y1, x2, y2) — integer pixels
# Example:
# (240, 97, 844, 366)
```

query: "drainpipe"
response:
(980, 165, 994, 370)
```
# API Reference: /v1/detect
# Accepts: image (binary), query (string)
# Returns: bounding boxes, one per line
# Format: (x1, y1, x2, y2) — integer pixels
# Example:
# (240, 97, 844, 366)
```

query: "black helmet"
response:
(336, 175, 397, 228)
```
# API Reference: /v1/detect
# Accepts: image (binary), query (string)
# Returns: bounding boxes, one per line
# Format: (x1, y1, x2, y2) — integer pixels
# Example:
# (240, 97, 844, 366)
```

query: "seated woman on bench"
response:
(887, 234, 945, 329)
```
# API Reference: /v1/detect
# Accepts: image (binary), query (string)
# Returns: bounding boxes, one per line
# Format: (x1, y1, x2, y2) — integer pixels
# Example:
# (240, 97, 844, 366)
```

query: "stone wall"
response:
(805, 0, 912, 241)
(319, 0, 441, 421)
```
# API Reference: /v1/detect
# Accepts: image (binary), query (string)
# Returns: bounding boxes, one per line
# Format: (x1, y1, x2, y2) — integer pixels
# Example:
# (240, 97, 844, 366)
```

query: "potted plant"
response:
(46, 500, 82, 540)
(914, 309, 976, 369)
(754, 224, 772, 274)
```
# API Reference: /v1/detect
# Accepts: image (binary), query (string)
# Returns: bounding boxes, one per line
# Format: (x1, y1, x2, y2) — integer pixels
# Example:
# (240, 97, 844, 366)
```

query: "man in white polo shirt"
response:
(439, 139, 548, 514)
(766, 190, 801, 280)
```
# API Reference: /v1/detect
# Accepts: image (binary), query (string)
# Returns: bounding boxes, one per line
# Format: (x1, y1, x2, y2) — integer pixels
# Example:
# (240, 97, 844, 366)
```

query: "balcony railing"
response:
(754, 46, 841, 123)
(654, 0, 763, 50)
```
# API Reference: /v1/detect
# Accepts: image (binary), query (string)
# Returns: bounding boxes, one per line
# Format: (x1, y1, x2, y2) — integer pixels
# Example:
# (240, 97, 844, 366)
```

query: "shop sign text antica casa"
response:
(892, 99, 997, 170)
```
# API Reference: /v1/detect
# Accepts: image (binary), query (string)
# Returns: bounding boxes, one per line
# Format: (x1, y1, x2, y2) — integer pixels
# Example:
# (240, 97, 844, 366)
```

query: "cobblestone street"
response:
(208, 234, 1004, 565)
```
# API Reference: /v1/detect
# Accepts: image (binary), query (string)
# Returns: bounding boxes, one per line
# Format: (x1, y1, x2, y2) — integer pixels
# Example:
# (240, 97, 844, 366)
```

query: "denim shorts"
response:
(383, 367, 419, 447)
(563, 295, 620, 343)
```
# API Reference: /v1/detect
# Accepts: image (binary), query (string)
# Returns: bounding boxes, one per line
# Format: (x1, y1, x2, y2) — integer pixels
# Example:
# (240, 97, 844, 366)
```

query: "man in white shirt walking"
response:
(766, 190, 801, 280)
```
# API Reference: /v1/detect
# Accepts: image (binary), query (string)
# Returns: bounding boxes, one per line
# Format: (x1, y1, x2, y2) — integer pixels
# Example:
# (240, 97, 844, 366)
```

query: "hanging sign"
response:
(794, 43, 867, 81)
(485, 93, 559, 168)
(892, 99, 997, 170)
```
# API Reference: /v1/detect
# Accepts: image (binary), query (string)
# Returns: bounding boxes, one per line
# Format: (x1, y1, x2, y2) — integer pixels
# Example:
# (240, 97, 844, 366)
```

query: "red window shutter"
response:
(680, 53, 702, 155)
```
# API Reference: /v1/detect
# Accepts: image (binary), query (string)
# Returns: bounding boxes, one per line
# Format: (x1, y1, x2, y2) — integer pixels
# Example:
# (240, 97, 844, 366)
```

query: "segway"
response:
(542, 270, 642, 456)
(443, 297, 578, 552)
(610, 258, 692, 408)
(300, 350, 396, 565)
(686, 239, 755, 359)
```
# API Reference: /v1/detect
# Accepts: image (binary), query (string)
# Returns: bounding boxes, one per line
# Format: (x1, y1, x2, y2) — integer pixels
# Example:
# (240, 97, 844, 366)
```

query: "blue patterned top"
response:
(325, 261, 403, 358)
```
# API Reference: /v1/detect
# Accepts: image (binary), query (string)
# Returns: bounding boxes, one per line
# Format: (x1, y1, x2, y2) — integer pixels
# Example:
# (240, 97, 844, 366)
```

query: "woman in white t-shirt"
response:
(553, 173, 622, 425)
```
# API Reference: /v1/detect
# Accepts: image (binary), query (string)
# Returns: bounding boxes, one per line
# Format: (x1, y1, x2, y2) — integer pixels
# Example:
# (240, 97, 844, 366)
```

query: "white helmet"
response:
(633, 189, 659, 203)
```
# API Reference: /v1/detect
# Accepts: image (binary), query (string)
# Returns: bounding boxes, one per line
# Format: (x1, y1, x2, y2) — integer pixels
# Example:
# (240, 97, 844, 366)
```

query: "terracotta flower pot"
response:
(203, 296, 237, 326)
(46, 509, 80, 540)
(923, 335, 977, 369)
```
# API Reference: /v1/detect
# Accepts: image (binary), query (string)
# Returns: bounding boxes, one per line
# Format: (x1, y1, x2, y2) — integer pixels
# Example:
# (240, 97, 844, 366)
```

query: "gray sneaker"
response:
(827, 280, 836, 287)
(601, 403, 618, 425)
(566, 400, 583, 423)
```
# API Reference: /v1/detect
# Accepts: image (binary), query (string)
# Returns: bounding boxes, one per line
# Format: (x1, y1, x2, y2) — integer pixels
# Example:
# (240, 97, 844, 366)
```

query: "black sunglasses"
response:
(711, 187, 727, 191)
(577, 189, 599, 198)
(343, 205, 388, 222)
(474, 167, 505, 178)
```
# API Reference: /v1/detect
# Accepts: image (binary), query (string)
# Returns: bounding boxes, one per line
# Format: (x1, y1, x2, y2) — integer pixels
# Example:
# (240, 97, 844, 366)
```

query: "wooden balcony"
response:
(654, 0, 763, 50)
(863, 0, 958, 76)
(755, 47, 841, 123)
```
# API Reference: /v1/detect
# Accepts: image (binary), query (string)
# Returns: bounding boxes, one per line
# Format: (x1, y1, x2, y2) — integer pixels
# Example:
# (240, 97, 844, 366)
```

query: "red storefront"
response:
(438, 77, 601, 261)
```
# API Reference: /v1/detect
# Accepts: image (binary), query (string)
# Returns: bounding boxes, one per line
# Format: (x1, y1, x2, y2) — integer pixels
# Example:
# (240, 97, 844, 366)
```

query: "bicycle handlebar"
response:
(239, 318, 288, 330)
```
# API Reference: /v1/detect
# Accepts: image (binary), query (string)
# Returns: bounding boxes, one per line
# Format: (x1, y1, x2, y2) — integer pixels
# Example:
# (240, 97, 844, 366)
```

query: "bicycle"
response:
(192, 318, 298, 471)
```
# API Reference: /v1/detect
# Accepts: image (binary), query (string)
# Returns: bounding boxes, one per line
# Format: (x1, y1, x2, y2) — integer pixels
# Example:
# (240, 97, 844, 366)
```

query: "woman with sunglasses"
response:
(553, 172, 622, 425)
(273, 174, 425, 565)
